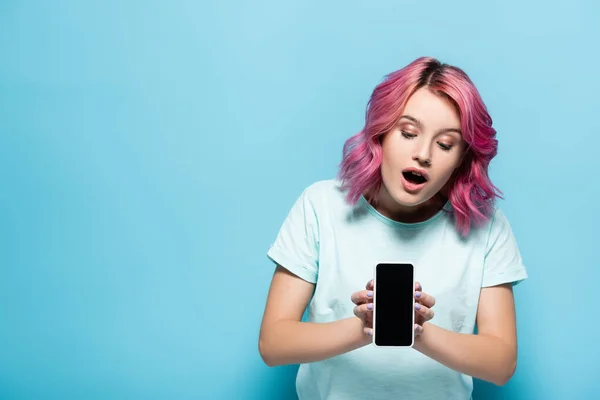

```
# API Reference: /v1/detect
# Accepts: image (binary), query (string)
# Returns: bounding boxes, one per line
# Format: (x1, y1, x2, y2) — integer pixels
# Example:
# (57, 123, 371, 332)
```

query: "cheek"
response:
(380, 147, 406, 189)
(382, 138, 410, 168)
(380, 155, 396, 184)
(431, 160, 461, 188)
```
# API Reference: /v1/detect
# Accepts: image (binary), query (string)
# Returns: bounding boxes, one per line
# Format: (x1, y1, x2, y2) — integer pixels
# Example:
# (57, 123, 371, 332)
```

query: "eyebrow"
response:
(399, 114, 462, 136)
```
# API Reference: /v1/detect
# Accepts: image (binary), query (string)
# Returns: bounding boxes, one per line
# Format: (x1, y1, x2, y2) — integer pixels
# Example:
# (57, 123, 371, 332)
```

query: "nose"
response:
(412, 140, 432, 166)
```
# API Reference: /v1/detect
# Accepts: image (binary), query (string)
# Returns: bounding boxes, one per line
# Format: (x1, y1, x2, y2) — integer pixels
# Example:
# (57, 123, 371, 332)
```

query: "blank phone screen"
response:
(374, 263, 414, 346)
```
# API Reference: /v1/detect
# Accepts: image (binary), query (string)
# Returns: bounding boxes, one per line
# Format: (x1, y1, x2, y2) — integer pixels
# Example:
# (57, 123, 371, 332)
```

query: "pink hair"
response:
(337, 56, 501, 237)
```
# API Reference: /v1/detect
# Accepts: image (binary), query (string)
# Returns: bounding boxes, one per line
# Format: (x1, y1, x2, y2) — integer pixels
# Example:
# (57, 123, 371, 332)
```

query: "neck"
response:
(372, 185, 447, 224)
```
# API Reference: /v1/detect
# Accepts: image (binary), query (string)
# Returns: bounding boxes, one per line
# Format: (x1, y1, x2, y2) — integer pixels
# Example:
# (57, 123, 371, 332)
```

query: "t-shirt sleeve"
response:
(266, 187, 320, 284)
(482, 209, 528, 287)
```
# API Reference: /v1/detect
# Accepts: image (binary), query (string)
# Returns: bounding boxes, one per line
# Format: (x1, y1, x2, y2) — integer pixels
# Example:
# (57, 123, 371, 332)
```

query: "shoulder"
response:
(461, 204, 510, 235)
(292, 179, 357, 227)
(302, 179, 343, 196)
(450, 204, 512, 246)
(477, 205, 519, 252)
(299, 179, 349, 207)
(486, 206, 513, 235)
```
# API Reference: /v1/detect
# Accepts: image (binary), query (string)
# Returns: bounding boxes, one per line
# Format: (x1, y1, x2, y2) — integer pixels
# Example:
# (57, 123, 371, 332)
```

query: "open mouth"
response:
(402, 170, 428, 185)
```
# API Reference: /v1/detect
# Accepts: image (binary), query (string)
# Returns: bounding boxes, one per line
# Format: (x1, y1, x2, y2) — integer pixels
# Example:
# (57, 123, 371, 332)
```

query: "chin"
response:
(386, 185, 432, 208)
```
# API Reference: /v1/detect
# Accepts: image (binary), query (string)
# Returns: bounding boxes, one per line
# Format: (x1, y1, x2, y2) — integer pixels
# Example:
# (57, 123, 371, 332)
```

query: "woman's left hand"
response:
(414, 281, 435, 335)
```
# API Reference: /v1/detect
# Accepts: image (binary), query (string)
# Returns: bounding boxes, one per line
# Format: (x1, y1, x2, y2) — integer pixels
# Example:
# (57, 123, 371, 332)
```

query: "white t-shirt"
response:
(267, 179, 528, 400)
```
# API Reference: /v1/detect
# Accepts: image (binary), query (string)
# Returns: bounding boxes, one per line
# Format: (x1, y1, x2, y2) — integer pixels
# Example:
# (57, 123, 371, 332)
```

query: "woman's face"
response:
(379, 87, 466, 216)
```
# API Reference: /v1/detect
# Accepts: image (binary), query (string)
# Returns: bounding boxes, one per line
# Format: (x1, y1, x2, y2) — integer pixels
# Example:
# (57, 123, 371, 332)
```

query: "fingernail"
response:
(367, 303, 373, 310)
(415, 291, 421, 298)
(369, 328, 373, 336)
(367, 291, 373, 297)
(415, 303, 421, 310)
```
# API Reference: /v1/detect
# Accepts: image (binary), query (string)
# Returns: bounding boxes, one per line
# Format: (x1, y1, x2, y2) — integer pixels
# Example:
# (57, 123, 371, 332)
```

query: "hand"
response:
(414, 281, 435, 335)
(350, 279, 374, 337)
(350, 280, 436, 337)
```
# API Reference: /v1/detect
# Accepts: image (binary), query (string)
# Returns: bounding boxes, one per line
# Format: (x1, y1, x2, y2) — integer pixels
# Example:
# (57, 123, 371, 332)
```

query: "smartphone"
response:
(372, 262, 415, 347)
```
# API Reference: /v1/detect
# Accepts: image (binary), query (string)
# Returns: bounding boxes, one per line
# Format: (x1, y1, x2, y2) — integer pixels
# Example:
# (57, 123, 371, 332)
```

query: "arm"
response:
(258, 265, 370, 367)
(413, 283, 518, 386)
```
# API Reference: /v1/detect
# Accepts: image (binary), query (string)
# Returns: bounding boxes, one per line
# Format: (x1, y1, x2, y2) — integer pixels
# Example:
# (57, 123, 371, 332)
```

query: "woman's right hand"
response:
(350, 279, 375, 336)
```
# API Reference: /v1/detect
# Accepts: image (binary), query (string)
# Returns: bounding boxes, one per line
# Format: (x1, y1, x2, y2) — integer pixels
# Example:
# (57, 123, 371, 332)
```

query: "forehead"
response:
(402, 88, 461, 129)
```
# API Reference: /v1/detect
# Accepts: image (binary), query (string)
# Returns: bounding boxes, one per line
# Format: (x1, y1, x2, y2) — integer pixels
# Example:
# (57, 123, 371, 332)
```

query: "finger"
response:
(414, 291, 436, 308)
(414, 324, 424, 335)
(364, 327, 373, 336)
(415, 303, 435, 322)
(415, 281, 422, 292)
(350, 289, 374, 305)
(366, 279, 374, 290)
(353, 302, 373, 319)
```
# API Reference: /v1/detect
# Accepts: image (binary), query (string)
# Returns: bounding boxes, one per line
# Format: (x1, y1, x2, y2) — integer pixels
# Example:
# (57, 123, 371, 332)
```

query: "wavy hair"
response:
(337, 56, 501, 237)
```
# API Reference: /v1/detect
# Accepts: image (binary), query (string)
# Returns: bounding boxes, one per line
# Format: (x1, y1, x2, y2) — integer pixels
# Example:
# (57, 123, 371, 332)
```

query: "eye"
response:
(438, 142, 453, 151)
(401, 131, 416, 139)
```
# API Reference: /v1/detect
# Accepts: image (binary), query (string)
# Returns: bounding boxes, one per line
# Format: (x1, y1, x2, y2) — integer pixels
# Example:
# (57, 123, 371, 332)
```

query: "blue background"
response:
(1, 1, 598, 398)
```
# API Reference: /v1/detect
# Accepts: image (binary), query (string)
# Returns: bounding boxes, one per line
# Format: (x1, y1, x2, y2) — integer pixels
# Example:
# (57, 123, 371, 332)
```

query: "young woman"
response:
(258, 56, 528, 399)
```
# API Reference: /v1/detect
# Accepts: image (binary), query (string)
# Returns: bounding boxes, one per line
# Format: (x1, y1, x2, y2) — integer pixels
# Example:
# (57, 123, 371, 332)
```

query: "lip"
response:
(401, 167, 429, 193)
(401, 173, 427, 193)
(402, 167, 429, 181)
